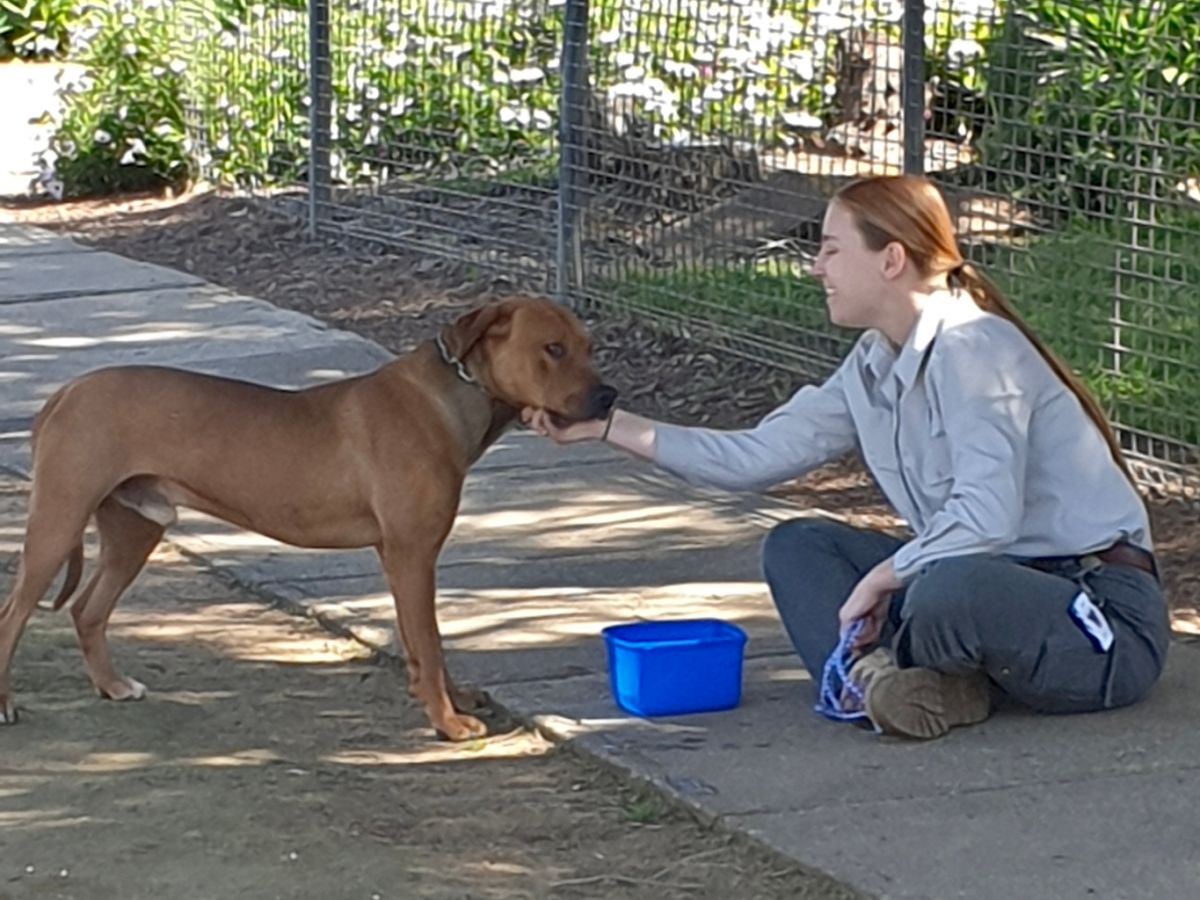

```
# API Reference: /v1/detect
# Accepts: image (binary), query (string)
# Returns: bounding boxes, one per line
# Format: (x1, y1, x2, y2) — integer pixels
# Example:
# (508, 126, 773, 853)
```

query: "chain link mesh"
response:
(171, 0, 1198, 483)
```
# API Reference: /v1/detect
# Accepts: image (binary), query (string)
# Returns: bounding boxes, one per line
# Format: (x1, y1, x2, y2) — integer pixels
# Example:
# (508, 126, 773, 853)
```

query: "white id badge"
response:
(1069, 591, 1114, 653)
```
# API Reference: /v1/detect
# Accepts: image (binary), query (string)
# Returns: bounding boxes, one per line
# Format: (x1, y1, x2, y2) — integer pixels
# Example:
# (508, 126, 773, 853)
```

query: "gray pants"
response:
(762, 518, 1171, 713)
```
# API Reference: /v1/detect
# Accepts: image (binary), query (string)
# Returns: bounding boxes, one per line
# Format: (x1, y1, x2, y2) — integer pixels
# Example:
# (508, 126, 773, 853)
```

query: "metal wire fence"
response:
(173, 0, 1199, 484)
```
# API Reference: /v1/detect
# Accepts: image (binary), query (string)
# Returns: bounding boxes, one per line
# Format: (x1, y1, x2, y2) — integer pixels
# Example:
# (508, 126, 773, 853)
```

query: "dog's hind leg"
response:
(0, 500, 93, 724)
(70, 496, 165, 703)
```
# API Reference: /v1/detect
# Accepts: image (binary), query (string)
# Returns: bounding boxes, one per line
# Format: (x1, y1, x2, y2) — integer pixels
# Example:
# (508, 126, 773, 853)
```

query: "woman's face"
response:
(812, 201, 895, 331)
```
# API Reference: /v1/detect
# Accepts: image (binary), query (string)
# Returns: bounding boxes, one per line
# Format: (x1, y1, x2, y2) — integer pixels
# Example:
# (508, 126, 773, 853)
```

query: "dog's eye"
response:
(544, 342, 565, 360)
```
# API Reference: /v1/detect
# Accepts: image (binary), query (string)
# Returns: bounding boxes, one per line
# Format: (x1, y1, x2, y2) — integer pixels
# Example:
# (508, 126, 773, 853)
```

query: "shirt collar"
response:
(867, 290, 976, 391)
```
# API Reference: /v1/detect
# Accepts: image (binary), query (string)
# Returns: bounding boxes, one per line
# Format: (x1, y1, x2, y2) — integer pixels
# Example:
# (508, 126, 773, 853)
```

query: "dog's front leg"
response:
(378, 543, 486, 742)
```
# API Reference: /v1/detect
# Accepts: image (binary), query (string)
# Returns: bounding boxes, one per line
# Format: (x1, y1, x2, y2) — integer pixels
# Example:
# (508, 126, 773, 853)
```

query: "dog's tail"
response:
(50, 542, 84, 611)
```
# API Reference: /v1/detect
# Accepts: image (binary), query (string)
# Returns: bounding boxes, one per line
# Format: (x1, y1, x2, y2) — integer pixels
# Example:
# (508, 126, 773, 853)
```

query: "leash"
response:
(434, 333, 479, 386)
(814, 620, 878, 730)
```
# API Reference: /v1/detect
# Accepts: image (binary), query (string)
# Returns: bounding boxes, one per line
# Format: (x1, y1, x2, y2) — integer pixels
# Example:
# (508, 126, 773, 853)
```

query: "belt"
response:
(1028, 542, 1159, 580)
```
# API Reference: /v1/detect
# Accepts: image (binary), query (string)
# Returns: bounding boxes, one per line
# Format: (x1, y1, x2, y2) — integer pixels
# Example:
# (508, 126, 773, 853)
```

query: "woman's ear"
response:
(880, 241, 908, 281)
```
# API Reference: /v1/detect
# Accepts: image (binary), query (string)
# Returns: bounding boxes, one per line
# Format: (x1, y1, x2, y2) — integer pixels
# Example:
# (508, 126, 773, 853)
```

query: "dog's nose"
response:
(588, 384, 618, 419)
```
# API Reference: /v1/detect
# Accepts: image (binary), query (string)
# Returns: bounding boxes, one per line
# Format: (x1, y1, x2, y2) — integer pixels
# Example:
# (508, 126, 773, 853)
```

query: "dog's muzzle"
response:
(586, 384, 619, 421)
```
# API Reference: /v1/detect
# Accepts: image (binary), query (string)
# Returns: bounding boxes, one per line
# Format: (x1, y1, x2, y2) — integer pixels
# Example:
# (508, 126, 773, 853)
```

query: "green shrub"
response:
(41, 0, 191, 196)
(978, 0, 1200, 217)
(0, 0, 73, 59)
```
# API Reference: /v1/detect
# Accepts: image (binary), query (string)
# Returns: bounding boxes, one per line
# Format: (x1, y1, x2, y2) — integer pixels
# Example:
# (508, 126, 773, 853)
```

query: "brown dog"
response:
(0, 296, 616, 740)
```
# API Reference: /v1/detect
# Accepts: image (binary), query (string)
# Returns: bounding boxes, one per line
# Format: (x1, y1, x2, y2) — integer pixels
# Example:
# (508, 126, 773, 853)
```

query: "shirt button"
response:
(1000, 667, 1012, 677)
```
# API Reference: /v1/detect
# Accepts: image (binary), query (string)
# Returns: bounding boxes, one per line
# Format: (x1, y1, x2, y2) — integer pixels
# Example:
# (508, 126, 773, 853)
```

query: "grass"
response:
(607, 258, 853, 363)
(621, 791, 672, 825)
(988, 214, 1200, 447)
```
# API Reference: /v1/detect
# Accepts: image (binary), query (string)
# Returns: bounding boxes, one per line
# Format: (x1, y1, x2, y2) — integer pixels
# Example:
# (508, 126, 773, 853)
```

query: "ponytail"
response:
(950, 263, 1136, 486)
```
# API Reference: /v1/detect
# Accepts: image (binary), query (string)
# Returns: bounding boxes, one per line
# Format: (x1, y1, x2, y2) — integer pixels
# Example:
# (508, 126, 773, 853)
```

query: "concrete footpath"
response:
(1, 218, 1198, 900)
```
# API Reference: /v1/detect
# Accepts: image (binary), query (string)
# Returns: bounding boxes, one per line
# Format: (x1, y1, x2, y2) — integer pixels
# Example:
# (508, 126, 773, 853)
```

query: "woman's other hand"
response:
(839, 556, 903, 651)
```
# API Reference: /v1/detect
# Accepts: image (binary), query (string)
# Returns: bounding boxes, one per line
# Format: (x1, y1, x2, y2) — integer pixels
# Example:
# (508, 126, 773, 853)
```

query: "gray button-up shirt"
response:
(653, 290, 1151, 583)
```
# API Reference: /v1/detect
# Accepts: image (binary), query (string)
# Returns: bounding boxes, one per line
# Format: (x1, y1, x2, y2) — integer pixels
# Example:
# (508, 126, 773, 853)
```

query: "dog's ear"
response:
(441, 301, 514, 360)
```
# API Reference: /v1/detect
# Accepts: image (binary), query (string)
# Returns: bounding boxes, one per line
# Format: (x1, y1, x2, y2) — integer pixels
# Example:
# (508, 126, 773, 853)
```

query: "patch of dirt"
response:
(0, 478, 856, 900)
(4, 189, 1196, 630)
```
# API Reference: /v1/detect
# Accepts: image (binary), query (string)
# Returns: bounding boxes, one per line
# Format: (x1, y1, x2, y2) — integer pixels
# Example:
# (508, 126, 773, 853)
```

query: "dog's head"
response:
(440, 296, 617, 424)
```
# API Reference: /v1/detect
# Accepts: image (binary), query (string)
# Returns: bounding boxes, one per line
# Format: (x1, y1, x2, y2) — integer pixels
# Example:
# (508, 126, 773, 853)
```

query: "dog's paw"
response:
(435, 713, 488, 742)
(0, 693, 16, 724)
(96, 676, 147, 702)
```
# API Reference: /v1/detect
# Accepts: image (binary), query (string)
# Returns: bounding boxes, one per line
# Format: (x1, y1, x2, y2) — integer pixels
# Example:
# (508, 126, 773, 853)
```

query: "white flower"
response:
(662, 59, 699, 79)
(93, 129, 113, 145)
(781, 53, 814, 81)
(365, 84, 380, 101)
(946, 39, 983, 62)
(508, 66, 545, 84)
(45, 178, 64, 200)
(390, 98, 413, 116)
(782, 111, 822, 130)
(120, 138, 147, 165)
(122, 43, 138, 58)
(383, 50, 406, 69)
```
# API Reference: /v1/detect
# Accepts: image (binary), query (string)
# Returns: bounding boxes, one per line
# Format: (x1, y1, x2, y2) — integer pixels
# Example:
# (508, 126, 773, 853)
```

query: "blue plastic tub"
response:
(602, 619, 748, 717)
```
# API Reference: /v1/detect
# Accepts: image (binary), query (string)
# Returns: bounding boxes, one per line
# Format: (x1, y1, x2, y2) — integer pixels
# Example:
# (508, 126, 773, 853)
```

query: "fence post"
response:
(556, 0, 589, 306)
(308, 0, 332, 239)
(902, 0, 925, 176)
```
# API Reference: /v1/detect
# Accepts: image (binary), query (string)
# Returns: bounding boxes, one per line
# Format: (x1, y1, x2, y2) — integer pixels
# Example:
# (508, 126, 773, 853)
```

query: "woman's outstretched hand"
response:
(523, 407, 659, 463)
(522, 407, 608, 444)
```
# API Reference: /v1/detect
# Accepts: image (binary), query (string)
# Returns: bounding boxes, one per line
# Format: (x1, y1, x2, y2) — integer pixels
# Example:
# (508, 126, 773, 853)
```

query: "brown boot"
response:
(849, 650, 991, 740)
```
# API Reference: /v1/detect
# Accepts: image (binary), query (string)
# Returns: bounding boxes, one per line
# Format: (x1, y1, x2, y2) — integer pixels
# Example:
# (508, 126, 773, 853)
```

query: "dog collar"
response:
(434, 333, 479, 386)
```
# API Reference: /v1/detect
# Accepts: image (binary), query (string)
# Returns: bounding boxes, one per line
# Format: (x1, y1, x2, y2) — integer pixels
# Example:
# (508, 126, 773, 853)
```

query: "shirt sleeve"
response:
(891, 331, 1036, 582)
(652, 352, 859, 493)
